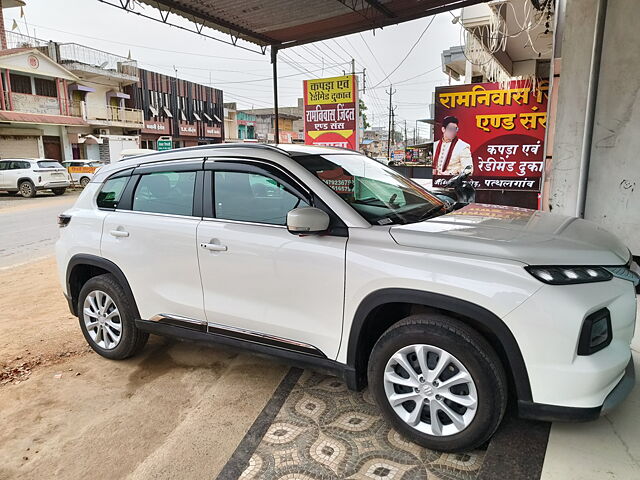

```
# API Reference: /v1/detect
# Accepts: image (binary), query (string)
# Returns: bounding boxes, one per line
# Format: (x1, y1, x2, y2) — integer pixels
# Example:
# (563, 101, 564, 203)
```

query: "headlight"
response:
(525, 266, 613, 285)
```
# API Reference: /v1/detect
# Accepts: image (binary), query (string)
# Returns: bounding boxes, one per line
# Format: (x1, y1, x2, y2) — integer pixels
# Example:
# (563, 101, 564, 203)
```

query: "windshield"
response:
(294, 154, 443, 225)
(37, 161, 64, 169)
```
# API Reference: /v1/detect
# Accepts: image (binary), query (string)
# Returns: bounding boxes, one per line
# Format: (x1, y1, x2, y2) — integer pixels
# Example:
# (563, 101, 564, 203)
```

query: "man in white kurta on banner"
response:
(433, 116, 474, 175)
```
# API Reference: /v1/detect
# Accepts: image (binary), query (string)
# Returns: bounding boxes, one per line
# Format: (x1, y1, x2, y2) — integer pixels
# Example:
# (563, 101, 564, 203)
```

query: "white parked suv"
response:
(61, 160, 104, 187)
(55, 144, 637, 452)
(0, 158, 70, 197)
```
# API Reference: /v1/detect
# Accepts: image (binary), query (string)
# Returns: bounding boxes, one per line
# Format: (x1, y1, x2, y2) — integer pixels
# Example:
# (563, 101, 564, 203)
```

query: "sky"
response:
(3, 0, 464, 138)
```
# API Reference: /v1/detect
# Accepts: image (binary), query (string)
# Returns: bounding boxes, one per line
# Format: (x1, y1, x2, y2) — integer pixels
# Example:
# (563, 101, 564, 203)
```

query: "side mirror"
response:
(286, 207, 330, 235)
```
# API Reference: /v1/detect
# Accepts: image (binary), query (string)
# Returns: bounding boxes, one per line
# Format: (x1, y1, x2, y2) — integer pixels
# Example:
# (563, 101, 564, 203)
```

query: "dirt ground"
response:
(0, 256, 287, 479)
(0, 257, 88, 386)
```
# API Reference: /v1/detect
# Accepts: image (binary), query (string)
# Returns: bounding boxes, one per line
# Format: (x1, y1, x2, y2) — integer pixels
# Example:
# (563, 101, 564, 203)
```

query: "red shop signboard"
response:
(433, 80, 549, 191)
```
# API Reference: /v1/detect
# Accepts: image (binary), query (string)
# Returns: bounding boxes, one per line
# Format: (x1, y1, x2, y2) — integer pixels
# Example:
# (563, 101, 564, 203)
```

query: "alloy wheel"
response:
(383, 344, 478, 437)
(83, 290, 123, 350)
(20, 182, 33, 197)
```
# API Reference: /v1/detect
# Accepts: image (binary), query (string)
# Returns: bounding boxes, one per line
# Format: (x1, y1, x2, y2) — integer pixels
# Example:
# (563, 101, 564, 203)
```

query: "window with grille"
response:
(34, 78, 57, 97)
(10, 73, 32, 94)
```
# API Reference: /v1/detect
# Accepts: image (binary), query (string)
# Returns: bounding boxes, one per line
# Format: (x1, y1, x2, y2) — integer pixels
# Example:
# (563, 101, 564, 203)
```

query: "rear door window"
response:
(97, 176, 129, 209)
(132, 171, 196, 216)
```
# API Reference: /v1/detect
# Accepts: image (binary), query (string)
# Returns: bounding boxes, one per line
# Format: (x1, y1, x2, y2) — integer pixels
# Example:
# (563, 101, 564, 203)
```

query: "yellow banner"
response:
(307, 129, 353, 140)
(305, 75, 354, 105)
(68, 166, 96, 174)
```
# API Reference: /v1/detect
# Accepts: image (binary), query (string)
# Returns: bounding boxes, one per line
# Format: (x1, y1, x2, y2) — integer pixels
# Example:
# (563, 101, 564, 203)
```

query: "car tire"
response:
(19, 180, 36, 198)
(77, 273, 149, 360)
(52, 188, 66, 196)
(80, 176, 90, 188)
(368, 313, 507, 452)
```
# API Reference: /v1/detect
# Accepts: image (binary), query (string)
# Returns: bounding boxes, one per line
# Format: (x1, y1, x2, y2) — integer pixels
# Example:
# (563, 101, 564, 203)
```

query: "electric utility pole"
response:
(385, 85, 395, 160)
(404, 120, 408, 148)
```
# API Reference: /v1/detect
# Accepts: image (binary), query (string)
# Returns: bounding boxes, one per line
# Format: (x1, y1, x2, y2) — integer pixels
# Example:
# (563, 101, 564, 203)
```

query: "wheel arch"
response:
(17, 177, 34, 187)
(66, 254, 140, 319)
(346, 288, 532, 402)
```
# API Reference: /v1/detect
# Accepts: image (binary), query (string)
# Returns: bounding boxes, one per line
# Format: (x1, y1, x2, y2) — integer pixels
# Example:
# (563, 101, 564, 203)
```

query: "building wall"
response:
(126, 69, 224, 145)
(83, 82, 115, 118)
(549, 0, 640, 253)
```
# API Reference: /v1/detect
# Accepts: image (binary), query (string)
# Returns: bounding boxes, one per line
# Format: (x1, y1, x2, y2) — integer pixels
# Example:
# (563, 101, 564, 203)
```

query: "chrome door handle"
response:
(200, 242, 227, 252)
(109, 230, 129, 238)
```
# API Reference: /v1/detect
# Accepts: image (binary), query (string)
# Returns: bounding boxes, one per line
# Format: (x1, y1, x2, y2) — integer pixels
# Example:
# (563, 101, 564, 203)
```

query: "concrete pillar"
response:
(464, 59, 473, 83)
(59, 125, 73, 161)
(550, 0, 640, 253)
(548, 0, 599, 215)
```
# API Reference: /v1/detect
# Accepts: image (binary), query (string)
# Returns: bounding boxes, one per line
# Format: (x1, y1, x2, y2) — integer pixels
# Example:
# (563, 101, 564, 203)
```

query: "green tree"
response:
(359, 99, 370, 130)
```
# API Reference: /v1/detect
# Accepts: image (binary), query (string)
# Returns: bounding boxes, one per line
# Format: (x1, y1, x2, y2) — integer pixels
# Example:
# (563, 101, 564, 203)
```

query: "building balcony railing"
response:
(71, 101, 144, 127)
(4, 30, 50, 50)
(57, 43, 139, 83)
(4, 31, 139, 84)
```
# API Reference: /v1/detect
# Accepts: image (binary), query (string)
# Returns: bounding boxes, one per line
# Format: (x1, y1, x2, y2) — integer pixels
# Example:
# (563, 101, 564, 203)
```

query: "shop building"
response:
(240, 107, 301, 144)
(51, 41, 142, 162)
(125, 68, 224, 149)
(3, 29, 144, 162)
(223, 102, 238, 142)
(0, 47, 86, 160)
(237, 111, 256, 140)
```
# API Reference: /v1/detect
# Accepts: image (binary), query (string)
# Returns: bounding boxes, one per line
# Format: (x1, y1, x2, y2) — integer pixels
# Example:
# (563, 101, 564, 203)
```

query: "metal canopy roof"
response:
(121, 0, 484, 51)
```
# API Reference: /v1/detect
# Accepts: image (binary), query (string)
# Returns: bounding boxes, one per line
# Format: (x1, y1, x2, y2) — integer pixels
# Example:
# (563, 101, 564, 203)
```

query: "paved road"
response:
(0, 191, 79, 269)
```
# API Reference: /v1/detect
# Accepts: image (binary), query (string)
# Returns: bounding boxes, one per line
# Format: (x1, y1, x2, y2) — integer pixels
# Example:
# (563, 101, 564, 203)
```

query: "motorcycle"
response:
(433, 165, 476, 210)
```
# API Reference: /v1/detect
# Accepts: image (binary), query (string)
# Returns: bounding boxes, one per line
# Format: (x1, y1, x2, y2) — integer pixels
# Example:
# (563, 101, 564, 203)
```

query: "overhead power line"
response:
(372, 15, 437, 88)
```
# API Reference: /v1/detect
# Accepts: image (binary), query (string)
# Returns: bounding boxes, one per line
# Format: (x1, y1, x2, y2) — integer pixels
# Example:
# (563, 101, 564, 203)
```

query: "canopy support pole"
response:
(271, 46, 279, 145)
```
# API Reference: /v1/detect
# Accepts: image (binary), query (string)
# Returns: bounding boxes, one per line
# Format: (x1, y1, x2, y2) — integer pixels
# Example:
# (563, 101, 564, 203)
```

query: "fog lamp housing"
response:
(577, 308, 612, 356)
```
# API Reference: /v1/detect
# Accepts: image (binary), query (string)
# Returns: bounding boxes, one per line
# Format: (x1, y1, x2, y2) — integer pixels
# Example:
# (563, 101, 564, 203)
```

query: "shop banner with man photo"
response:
(433, 80, 549, 192)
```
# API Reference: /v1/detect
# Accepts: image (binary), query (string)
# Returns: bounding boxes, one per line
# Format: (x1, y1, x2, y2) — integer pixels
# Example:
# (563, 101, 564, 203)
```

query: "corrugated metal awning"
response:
(125, 0, 484, 49)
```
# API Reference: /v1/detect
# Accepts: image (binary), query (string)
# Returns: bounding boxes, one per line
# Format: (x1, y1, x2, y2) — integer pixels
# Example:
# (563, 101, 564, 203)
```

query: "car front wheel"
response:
(368, 314, 507, 452)
(78, 273, 148, 360)
(80, 176, 90, 187)
(52, 188, 66, 196)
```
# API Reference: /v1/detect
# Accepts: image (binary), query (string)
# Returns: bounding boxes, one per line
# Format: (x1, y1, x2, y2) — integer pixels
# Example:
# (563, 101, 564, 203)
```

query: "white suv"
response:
(0, 158, 70, 197)
(55, 144, 637, 452)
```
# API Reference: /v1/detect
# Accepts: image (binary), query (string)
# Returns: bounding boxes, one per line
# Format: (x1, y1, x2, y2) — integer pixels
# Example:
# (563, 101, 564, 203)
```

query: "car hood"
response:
(389, 203, 629, 266)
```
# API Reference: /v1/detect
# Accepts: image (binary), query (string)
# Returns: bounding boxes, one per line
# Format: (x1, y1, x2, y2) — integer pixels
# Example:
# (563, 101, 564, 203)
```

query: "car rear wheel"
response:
(80, 176, 90, 187)
(19, 180, 36, 198)
(78, 273, 148, 360)
(368, 314, 507, 452)
(52, 188, 66, 196)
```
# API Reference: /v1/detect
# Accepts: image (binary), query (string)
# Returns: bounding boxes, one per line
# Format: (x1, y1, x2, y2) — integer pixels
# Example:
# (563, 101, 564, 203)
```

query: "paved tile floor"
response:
(239, 370, 484, 480)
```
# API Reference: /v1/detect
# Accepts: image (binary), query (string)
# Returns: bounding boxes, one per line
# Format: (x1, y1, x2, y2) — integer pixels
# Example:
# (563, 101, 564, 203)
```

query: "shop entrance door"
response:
(43, 136, 62, 161)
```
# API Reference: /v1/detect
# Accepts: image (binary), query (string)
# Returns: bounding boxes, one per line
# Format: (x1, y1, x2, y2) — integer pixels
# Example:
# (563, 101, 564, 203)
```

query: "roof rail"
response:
(123, 143, 290, 162)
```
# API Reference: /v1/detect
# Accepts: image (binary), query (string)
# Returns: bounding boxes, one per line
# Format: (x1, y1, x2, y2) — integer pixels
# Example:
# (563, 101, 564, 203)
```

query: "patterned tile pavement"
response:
(239, 370, 485, 480)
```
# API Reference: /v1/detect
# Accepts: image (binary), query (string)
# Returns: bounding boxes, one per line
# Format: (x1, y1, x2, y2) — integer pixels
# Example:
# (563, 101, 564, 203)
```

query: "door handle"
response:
(200, 242, 227, 252)
(109, 230, 129, 238)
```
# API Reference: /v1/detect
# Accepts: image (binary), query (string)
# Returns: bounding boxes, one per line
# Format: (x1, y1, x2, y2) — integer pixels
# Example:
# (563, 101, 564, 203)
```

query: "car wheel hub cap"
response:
(83, 290, 122, 350)
(383, 344, 478, 437)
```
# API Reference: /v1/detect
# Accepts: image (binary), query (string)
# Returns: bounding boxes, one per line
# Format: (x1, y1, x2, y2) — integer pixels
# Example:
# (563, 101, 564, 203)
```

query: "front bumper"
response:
(518, 356, 635, 422)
